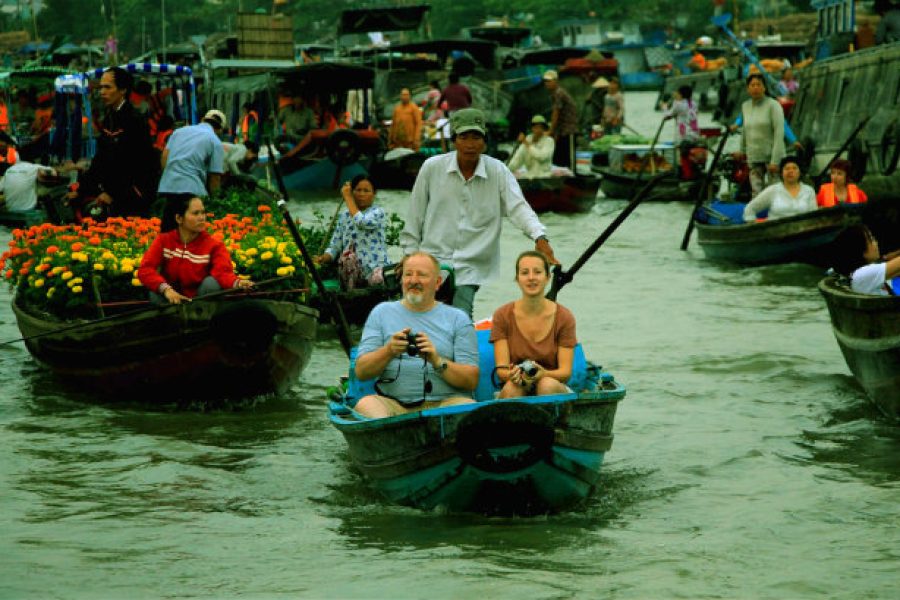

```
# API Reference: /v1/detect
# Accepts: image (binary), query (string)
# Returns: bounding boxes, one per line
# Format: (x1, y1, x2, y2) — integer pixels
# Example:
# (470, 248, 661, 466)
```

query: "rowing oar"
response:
(546, 169, 671, 301)
(645, 117, 666, 176)
(0, 275, 291, 348)
(680, 126, 731, 251)
(812, 115, 872, 189)
(266, 141, 354, 358)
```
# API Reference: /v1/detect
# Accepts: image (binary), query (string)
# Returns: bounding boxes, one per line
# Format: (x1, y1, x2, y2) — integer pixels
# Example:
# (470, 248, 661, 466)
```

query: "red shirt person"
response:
(138, 194, 253, 304)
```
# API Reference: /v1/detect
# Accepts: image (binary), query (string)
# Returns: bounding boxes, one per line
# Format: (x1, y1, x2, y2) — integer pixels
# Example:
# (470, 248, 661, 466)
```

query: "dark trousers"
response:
(553, 134, 575, 172)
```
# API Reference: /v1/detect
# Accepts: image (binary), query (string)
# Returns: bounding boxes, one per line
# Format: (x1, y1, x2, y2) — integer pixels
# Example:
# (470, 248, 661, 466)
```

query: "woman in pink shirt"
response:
(490, 250, 577, 398)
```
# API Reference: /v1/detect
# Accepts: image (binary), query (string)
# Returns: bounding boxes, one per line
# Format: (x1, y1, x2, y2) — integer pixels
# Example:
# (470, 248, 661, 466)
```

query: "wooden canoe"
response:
(11, 296, 319, 401)
(596, 166, 701, 201)
(328, 329, 625, 515)
(519, 175, 600, 213)
(818, 275, 900, 420)
(694, 205, 863, 265)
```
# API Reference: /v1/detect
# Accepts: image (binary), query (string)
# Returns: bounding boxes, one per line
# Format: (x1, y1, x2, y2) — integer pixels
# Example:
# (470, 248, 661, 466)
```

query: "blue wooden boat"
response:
(694, 203, 863, 265)
(328, 328, 625, 515)
(818, 275, 900, 421)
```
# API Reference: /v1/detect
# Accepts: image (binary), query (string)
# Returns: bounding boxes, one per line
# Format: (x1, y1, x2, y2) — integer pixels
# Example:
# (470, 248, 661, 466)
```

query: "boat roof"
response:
(207, 59, 297, 71)
(338, 5, 430, 34)
(83, 62, 195, 80)
(464, 26, 532, 47)
(278, 62, 374, 92)
(512, 47, 606, 66)
(387, 39, 498, 69)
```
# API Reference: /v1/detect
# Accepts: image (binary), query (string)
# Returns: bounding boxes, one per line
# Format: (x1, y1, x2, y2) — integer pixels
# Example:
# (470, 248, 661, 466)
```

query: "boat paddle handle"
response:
(265, 141, 354, 358)
(546, 169, 670, 301)
(680, 127, 731, 251)
(812, 115, 872, 188)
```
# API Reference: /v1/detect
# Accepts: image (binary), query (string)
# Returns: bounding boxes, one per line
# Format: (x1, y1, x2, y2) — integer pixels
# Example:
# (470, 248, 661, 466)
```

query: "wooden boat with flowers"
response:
(11, 293, 319, 401)
(328, 324, 625, 515)
(818, 275, 900, 420)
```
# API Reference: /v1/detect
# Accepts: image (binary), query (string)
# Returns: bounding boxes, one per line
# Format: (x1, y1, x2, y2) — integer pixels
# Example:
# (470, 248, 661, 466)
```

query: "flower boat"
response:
(1, 206, 323, 401)
(818, 275, 900, 420)
(11, 294, 318, 401)
(327, 326, 625, 515)
(693, 203, 864, 265)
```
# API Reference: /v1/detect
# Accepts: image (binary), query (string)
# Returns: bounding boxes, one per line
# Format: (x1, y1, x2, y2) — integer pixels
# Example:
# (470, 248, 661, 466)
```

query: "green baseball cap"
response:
(451, 108, 486, 136)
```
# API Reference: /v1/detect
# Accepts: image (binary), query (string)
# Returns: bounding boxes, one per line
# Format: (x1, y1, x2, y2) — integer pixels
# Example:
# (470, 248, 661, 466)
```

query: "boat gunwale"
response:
(328, 384, 626, 431)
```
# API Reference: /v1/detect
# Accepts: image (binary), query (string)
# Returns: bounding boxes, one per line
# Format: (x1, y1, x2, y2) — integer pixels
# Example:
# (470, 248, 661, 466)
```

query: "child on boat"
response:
(490, 250, 576, 398)
(831, 224, 900, 296)
(138, 194, 253, 304)
(314, 175, 390, 290)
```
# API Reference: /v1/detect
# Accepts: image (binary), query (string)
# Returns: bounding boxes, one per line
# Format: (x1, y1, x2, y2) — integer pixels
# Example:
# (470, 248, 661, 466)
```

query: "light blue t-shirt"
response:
(357, 301, 478, 404)
(158, 122, 224, 196)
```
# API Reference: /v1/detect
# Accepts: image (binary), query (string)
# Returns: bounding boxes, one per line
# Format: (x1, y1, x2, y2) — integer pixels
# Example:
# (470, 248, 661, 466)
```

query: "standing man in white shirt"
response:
(400, 108, 558, 318)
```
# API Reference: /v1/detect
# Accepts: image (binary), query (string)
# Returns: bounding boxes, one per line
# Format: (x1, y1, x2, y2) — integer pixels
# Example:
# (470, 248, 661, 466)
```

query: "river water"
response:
(1, 93, 898, 599)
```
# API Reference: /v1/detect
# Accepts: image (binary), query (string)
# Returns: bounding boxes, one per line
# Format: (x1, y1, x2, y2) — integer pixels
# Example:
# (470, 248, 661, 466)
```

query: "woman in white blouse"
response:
(742, 155, 816, 223)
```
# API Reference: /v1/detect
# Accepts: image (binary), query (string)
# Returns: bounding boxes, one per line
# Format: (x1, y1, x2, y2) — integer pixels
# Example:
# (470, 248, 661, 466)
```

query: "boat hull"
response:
(596, 167, 699, 201)
(695, 205, 862, 265)
(519, 176, 599, 213)
(818, 276, 900, 420)
(329, 384, 624, 515)
(12, 297, 318, 401)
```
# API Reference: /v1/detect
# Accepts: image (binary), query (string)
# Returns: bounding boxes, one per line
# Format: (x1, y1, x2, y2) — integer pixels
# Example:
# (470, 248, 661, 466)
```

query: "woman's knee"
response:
(197, 276, 221, 296)
(536, 377, 568, 395)
(498, 380, 525, 398)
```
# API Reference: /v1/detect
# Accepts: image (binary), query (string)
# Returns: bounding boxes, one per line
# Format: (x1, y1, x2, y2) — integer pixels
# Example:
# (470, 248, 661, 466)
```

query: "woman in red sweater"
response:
(138, 194, 253, 304)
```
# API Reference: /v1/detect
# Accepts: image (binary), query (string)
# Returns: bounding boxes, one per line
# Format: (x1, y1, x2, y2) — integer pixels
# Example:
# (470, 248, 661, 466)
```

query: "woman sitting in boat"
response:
(313, 175, 390, 290)
(138, 194, 254, 305)
(490, 250, 576, 398)
(831, 224, 900, 296)
(742, 156, 817, 223)
(816, 159, 868, 208)
(507, 115, 555, 180)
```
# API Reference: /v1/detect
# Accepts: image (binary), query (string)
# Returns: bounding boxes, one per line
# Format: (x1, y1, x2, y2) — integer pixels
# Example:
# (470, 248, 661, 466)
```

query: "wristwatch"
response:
(436, 358, 449, 374)
(535, 235, 549, 243)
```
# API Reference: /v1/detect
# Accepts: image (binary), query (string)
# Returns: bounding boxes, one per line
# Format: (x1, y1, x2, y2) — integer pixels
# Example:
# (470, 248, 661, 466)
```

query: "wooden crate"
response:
(236, 13, 294, 60)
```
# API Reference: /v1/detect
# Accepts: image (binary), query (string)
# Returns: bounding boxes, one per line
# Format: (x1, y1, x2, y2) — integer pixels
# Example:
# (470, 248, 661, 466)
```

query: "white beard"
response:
(404, 291, 425, 306)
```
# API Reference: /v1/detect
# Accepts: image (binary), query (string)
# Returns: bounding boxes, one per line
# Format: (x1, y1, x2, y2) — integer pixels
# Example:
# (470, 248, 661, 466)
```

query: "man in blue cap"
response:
(400, 107, 558, 319)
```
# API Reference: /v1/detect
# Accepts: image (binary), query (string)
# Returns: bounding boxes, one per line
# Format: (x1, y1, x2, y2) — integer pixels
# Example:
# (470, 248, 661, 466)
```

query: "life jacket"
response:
(817, 183, 867, 208)
(239, 110, 258, 141)
(154, 129, 173, 152)
(0, 103, 8, 131)
(0, 146, 17, 164)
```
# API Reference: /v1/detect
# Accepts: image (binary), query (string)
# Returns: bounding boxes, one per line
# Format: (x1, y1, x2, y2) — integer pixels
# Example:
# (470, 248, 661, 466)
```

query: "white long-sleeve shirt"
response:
(507, 134, 555, 179)
(400, 151, 547, 286)
(742, 182, 817, 222)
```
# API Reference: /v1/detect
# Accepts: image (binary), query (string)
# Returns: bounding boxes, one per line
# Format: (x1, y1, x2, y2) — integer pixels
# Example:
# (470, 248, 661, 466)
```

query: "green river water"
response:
(1, 93, 898, 599)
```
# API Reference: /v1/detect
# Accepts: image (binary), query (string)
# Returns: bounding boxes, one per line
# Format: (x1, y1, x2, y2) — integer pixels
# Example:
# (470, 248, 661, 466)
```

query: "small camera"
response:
(517, 359, 539, 378)
(405, 331, 419, 357)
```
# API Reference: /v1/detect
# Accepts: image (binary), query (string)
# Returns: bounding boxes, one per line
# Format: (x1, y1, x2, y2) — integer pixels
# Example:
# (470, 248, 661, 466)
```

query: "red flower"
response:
(257, 205, 272, 213)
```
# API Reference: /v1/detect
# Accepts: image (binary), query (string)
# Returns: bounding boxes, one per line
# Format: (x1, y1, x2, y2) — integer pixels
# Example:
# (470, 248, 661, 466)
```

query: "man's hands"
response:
(536, 238, 560, 265)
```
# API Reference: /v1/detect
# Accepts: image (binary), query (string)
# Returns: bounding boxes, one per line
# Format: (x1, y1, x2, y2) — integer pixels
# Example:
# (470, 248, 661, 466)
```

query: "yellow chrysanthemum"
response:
(71, 285, 83, 294)
(93, 263, 105, 271)
(280, 255, 292, 265)
(34, 278, 45, 288)
(131, 278, 142, 287)
(260, 251, 273, 261)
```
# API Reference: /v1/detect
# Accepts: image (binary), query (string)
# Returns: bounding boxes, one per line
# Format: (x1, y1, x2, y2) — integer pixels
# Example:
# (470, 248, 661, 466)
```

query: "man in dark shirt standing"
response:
(72, 67, 157, 217)
(437, 72, 472, 117)
(542, 70, 579, 172)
